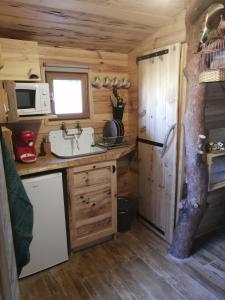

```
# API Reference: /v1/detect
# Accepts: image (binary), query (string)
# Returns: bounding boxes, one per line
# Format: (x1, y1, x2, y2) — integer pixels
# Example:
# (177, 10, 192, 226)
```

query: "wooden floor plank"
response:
(19, 223, 225, 300)
(205, 260, 225, 280)
(193, 248, 219, 266)
(119, 230, 217, 300)
(99, 269, 135, 300)
(112, 265, 154, 300)
(125, 258, 185, 300)
(180, 260, 225, 299)
(82, 274, 121, 300)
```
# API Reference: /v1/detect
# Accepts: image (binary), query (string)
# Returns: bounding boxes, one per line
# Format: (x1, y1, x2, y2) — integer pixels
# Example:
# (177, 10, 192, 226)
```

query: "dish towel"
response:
(1, 135, 33, 276)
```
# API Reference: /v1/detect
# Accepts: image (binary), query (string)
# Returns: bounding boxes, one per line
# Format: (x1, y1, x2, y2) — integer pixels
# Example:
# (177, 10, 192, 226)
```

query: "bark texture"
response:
(170, 0, 225, 258)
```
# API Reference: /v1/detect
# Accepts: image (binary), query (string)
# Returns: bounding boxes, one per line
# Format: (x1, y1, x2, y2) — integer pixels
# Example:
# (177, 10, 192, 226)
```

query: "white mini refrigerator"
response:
(20, 172, 68, 278)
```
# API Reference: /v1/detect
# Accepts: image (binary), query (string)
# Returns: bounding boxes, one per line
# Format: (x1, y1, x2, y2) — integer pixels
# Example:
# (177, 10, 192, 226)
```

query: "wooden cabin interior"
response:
(1, 0, 225, 299)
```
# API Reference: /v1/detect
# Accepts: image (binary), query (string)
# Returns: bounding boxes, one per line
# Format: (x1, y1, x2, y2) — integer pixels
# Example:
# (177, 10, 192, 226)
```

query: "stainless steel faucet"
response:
(61, 121, 83, 136)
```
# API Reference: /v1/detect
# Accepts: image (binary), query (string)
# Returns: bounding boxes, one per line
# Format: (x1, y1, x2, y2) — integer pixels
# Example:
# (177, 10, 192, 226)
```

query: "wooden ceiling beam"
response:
(0, 2, 154, 33)
(2, 0, 173, 27)
(77, 0, 187, 17)
(0, 4, 154, 37)
(0, 15, 152, 42)
(0, 0, 188, 52)
(0, 29, 134, 53)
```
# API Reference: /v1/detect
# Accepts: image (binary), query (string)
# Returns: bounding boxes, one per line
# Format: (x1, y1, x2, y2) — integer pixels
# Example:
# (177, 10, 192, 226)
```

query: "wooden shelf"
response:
(18, 114, 57, 121)
(16, 144, 136, 176)
(207, 152, 225, 191)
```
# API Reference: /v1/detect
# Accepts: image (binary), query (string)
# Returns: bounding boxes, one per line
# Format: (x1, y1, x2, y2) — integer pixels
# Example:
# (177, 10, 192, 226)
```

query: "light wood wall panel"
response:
(12, 45, 129, 153)
(10, 45, 133, 199)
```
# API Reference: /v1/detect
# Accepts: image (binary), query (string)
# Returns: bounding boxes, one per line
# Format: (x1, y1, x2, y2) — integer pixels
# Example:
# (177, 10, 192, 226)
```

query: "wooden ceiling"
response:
(0, 0, 188, 53)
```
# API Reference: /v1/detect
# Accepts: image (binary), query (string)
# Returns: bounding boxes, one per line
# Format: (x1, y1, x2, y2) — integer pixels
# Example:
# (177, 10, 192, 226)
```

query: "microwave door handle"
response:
(50, 92, 55, 114)
(50, 92, 54, 103)
(35, 88, 41, 112)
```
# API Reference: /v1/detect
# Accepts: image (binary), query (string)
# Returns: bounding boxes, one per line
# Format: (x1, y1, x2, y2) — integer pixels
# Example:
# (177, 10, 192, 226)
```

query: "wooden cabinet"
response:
(67, 161, 117, 250)
(0, 38, 40, 81)
(0, 81, 19, 123)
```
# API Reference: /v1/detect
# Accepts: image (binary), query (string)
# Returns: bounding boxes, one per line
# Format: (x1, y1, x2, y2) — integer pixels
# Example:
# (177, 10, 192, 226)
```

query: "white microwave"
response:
(15, 83, 51, 116)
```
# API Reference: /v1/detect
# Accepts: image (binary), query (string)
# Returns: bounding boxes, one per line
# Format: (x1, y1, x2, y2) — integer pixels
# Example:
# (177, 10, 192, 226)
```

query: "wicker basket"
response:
(199, 69, 225, 83)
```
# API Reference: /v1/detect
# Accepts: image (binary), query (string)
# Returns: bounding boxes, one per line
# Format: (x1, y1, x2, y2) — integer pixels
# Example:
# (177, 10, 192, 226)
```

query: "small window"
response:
(46, 71, 89, 119)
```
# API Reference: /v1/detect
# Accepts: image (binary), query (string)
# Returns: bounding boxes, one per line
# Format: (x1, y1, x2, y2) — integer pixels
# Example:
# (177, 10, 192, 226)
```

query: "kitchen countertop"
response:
(16, 144, 136, 176)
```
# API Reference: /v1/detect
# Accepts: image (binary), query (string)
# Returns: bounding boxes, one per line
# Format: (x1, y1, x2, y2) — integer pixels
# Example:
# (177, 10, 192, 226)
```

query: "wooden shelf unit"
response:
(207, 151, 225, 191)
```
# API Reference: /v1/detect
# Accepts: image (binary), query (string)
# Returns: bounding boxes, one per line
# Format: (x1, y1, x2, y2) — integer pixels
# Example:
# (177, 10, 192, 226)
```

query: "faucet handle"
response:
(76, 121, 83, 135)
(61, 122, 66, 131)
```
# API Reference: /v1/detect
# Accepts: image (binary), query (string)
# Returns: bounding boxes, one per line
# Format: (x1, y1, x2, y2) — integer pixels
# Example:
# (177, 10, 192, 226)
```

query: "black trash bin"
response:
(117, 197, 134, 232)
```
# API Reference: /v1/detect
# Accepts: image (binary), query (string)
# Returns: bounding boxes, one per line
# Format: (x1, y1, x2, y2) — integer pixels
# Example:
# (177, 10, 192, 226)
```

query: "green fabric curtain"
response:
(1, 135, 33, 276)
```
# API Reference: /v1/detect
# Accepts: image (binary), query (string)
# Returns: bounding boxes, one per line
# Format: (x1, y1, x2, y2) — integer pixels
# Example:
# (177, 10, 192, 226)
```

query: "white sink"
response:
(49, 128, 106, 158)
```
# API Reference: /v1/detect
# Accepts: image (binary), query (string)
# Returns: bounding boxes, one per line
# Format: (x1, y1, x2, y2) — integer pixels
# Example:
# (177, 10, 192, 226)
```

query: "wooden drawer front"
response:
(75, 197, 111, 221)
(74, 167, 111, 188)
(74, 184, 111, 204)
(74, 186, 112, 217)
(76, 215, 112, 238)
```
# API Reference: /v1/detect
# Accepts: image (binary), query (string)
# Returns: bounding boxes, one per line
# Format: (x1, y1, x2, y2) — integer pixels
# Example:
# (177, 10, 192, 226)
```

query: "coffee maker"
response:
(16, 131, 37, 163)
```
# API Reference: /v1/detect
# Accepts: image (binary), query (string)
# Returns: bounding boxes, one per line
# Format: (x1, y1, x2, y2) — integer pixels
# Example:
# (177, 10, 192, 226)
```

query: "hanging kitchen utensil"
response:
(103, 76, 113, 88)
(110, 93, 118, 107)
(92, 76, 103, 88)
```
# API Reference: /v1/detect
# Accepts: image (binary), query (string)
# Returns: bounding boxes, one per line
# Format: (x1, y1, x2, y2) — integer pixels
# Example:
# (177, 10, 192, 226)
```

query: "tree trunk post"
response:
(170, 0, 225, 259)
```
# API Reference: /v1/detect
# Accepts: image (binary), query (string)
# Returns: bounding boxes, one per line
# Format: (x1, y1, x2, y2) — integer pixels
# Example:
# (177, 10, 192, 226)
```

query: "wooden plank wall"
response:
(38, 45, 129, 150)
(11, 45, 135, 198)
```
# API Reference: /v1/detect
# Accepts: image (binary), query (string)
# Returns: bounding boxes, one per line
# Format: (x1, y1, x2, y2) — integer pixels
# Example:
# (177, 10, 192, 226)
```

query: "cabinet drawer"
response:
(75, 197, 111, 221)
(76, 215, 112, 238)
(74, 184, 111, 204)
(74, 167, 111, 188)
(67, 161, 117, 249)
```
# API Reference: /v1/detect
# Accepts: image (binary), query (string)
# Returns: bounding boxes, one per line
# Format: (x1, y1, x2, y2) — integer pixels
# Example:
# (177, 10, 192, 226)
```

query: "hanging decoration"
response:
(199, 13, 225, 82)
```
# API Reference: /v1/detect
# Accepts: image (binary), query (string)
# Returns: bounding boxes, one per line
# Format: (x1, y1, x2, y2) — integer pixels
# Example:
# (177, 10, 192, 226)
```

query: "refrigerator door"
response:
(138, 43, 180, 242)
(20, 173, 68, 278)
(138, 47, 179, 144)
